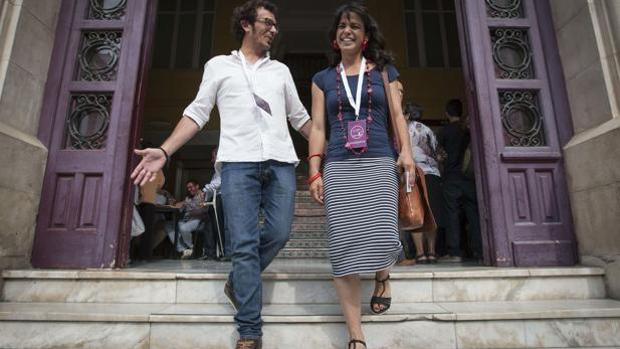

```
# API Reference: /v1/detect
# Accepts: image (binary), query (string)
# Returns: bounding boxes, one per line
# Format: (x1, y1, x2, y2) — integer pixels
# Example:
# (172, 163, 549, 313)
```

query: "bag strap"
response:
(381, 69, 402, 152)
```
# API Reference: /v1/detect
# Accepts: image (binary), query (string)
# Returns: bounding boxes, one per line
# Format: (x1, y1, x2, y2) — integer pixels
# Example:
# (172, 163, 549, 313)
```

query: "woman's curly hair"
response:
(328, 2, 395, 70)
(231, 0, 278, 43)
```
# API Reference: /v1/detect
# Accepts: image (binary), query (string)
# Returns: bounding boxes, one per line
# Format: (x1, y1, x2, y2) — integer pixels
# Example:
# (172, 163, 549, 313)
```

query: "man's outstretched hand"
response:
(130, 148, 166, 186)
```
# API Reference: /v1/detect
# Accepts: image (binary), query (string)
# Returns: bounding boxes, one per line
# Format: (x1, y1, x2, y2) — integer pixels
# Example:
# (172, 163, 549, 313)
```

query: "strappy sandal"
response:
(427, 253, 438, 264)
(416, 254, 429, 264)
(370, 275, 392, 315)
(348, 339, 367, 349)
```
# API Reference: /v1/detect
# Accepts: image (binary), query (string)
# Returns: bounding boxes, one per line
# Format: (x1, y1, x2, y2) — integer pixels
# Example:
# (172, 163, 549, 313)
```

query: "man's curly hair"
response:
(231, 0, 278, 43)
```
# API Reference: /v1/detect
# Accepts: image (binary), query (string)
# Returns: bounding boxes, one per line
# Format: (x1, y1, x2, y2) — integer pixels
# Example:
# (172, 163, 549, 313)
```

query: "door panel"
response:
(458, 0, 576, 266)
(32, 0, 150, 268)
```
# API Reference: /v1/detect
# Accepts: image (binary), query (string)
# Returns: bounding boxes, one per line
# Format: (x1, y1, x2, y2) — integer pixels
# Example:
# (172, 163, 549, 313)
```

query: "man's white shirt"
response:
(183, 51, 310, 169)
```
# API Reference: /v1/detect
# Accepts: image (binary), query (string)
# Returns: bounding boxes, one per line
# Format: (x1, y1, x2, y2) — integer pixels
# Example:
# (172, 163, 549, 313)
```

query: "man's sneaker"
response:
(236, 338, 262, 349)
(224, 280, 239, 311)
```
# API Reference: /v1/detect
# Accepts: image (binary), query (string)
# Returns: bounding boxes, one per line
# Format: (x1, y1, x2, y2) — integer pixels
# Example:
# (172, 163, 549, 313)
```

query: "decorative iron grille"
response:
(76, 31, 122, 81)
(65, 94, 112, 150)
(491, 28, 534, 79)
(499, 90, 546, 146)
(87, 0, 126, 20)
(486, 0, 524, 18)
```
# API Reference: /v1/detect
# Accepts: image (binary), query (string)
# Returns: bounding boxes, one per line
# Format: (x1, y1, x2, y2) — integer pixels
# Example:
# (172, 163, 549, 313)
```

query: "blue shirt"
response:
(312, 64, 399, 162)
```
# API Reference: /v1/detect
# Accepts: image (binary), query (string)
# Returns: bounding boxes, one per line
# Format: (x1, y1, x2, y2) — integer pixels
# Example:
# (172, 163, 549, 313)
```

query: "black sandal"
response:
(416, 254, 429, 264)
(370, 275, 391, 315)
(348, 339, 367, 349)
(427, 253, 437, 264)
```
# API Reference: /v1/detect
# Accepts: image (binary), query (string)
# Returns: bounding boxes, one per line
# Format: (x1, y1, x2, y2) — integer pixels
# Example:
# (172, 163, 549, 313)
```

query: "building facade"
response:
(0, 0, 618, 297)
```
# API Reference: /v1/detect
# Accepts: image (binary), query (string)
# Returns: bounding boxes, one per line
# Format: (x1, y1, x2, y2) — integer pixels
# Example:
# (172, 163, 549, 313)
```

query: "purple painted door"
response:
(32, 0, 150, 268)
(457, 0, 577, 266)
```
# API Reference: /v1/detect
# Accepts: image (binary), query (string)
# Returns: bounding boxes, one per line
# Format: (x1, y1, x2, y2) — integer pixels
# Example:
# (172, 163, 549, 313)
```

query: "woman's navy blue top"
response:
(312, 64, 399, 162)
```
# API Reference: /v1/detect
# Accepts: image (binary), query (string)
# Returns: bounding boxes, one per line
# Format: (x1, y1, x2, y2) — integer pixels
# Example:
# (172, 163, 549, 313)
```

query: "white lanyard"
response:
(238, 51, 270, 115)
(339, 57, 366, 119)
(238, 51, 264, 93)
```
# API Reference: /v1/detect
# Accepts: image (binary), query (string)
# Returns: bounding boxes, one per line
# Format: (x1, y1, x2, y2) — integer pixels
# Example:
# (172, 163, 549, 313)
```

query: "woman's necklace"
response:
(335, 61, 373, 155)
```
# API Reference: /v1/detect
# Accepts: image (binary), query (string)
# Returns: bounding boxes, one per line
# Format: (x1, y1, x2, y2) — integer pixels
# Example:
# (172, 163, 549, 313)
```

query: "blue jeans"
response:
(220, 161, 296, 339)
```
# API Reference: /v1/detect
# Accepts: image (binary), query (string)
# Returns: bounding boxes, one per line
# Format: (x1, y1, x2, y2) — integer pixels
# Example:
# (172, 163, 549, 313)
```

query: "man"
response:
(172, 180, 206, 259)
(131, 1, 311, 347)
(438, 99, 482, 263)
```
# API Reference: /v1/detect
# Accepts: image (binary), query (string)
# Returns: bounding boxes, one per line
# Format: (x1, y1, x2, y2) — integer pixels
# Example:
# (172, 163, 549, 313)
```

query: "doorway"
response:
(128, 0, 486, 264)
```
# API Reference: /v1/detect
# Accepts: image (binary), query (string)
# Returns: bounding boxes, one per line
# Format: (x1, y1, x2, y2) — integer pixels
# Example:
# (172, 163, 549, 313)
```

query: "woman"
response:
(403, 102, 443, 264)
(307, 3, 415, 348)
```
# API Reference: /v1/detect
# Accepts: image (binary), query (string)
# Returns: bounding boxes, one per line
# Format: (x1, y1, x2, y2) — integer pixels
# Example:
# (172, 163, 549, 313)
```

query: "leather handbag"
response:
(381, 69, 437, 233)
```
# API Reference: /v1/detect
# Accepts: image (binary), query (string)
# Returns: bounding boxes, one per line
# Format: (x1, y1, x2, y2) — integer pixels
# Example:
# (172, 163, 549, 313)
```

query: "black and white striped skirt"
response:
(323, 157, 402, 277)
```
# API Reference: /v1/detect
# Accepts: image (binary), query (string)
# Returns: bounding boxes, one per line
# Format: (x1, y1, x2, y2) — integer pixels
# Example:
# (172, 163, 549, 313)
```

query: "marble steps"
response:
(292, 215, 326, 223)
(284, 238, 329, 249)
(294, 191, 315, 203)
(282, 210, 327, 257)
(293, 207, 325, 216)
(294, 201, 324, 210)
(1, 267, 606, 305)
(288, 231, 327, 240)
(277, 248, 330, 258)
(290, 222, 327, 231)
(1, 299, 620, 348)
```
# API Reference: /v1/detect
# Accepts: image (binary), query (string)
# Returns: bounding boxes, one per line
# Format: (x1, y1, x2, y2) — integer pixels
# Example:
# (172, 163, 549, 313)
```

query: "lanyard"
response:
(238, 51, 271, 115)
(339, 57, 366, 119)
(238, 51, 266, 94)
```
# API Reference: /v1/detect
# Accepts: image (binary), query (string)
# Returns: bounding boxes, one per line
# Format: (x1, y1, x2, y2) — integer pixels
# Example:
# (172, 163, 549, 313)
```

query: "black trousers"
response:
(442, 178, 482, 258)
(137, 203, 156, 259)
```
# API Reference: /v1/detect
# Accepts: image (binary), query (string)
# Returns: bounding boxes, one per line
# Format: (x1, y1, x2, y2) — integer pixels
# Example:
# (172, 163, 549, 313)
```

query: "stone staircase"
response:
(279, 188, 329, 259)
(2, 262, 620, 348)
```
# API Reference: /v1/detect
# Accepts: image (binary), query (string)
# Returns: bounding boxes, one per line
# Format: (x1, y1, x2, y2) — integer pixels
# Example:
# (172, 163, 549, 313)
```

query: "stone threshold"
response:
(1, 299, 620, 323)
(1, 266, 605, 281)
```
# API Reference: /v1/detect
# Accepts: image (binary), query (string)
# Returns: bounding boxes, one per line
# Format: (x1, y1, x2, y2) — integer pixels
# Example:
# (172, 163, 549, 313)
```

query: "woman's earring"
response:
(362, 40, 368, 51)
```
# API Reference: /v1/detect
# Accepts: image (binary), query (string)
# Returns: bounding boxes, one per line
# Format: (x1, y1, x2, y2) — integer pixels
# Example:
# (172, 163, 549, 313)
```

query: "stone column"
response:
(0, 0, 60, 273)
(550, 0, 620, 299)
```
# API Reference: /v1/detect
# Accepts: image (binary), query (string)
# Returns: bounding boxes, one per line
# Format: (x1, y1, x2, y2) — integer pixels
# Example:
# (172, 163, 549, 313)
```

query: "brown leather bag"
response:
(382, 70, 437, 233)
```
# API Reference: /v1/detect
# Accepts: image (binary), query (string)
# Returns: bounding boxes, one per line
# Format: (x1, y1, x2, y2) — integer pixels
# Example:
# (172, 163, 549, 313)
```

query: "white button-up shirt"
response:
(183, 51, 310, 168)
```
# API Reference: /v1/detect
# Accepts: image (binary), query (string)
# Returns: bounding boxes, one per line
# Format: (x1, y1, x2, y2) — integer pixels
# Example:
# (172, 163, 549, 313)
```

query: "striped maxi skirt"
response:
(323, 157, 402, 277)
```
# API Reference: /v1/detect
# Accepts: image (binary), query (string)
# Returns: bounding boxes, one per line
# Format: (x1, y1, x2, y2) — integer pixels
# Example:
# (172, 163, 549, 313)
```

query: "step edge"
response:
(1, 267, 605, 280)
(2, 306, 620, 323)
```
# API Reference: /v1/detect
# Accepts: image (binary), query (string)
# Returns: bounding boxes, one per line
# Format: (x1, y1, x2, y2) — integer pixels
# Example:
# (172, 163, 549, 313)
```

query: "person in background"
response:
(438, 98, 482, 262)
(402, 102, 443, 264)
(171, 179, 206, 259)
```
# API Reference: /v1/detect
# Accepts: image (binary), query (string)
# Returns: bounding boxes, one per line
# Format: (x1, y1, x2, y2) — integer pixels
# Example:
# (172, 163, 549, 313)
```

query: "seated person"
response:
(166, 179, 206, 258)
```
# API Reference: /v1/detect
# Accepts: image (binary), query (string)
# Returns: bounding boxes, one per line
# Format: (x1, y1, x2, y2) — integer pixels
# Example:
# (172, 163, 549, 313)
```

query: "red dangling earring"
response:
(332, 40, 340, 52)
(362, 39, 368, 52)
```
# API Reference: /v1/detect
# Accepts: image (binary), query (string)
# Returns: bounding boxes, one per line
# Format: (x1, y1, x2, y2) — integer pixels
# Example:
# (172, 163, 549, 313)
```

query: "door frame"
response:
(116, 0, 576, 267)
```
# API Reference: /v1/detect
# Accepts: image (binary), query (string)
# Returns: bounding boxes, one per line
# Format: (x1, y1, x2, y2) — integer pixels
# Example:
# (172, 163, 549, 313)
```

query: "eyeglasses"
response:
(255, 18, 277, 30)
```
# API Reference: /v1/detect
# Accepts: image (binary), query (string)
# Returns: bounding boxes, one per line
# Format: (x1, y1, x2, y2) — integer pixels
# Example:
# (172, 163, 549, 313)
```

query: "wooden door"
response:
(32, 0, 151, 268)
(457, 0, 577, 266)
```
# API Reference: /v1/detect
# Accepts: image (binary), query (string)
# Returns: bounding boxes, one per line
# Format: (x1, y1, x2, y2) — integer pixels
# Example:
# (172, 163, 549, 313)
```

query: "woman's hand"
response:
(397, 150, 416, 183)
(309, 177, 324, 205)
(131, 148, 166, 186)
